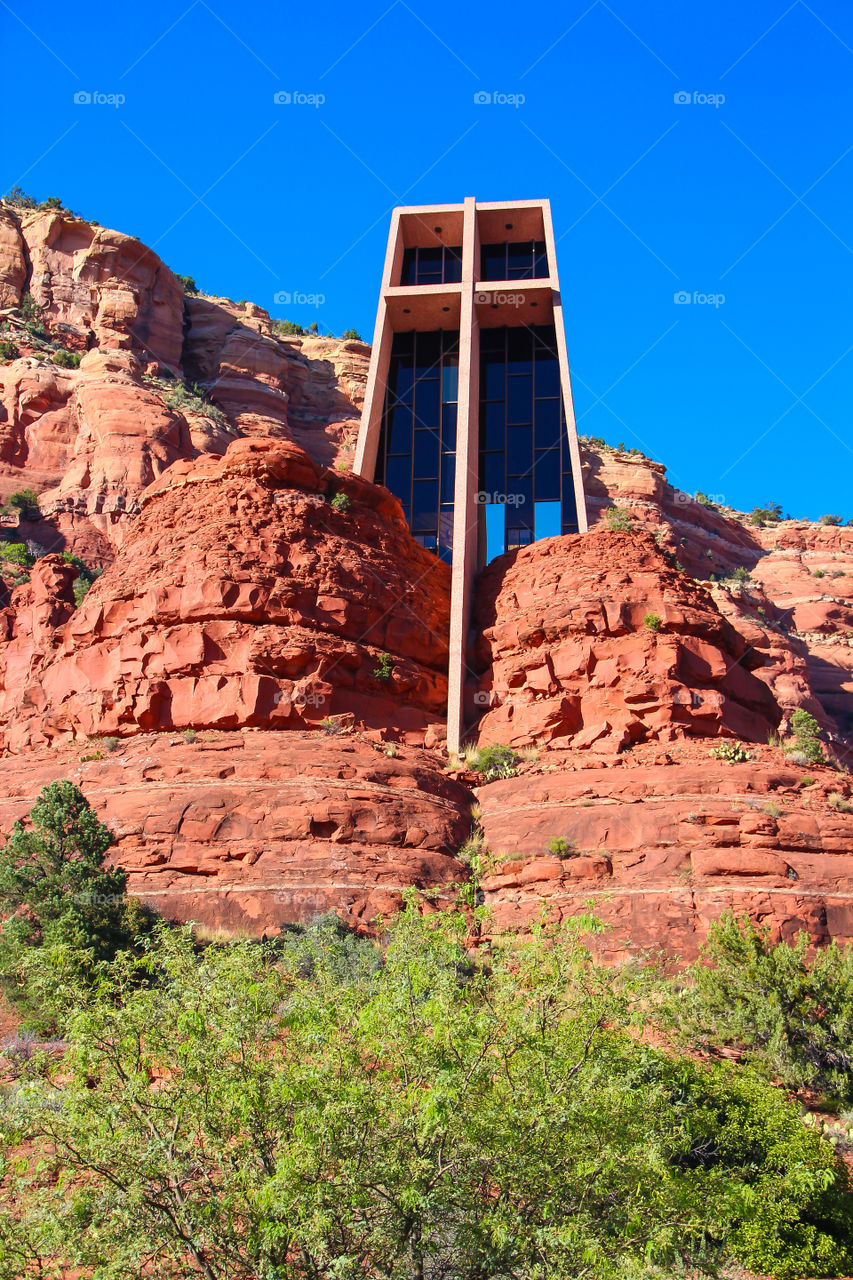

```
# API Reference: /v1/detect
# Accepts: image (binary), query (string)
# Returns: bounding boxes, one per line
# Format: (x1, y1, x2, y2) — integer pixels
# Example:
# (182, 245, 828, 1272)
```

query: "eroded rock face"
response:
(471, 530, 781, 751)
(477, 742, 853, 960)
(0, 437, 451, 751)
(0, 732, 471, 933)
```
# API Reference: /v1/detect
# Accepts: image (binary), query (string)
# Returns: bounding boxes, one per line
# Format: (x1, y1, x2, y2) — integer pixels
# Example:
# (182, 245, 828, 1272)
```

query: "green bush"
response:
(546, 835, 576, 858)
(643, 611, 663, 632)
(709, 741, 751, 763)
(372, 651, 393, 682)
(603, 505, 634, 532)
(2, 907, 852, 1279)
(672, 911, 853, 1108)
(468, 743, 520, 781)
(0, 542, 33, 567)
(18, 292, 45, 335)
(820, 514, 843, 526)
(61, 551, 101, 605)
(272, 318, 306, 336)
(50, 347, 80, 368)
(0, 340, 18, 361)
(330, 491, 350, 513)
(749, 502, 783, 527)
(341, 327, 364, 341)
(157, 379, 226, 426)
(174, 273, 198, 293)
(789, 708, 824, 764)
(6, 489, 40, 520)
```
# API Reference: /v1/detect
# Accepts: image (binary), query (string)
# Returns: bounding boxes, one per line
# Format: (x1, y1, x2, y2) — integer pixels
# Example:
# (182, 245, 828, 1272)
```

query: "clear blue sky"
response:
(3, 0, 852, 519)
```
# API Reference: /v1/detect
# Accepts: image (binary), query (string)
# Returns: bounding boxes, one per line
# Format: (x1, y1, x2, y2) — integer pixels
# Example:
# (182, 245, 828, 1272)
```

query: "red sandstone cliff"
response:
(0, 202, 850, 958)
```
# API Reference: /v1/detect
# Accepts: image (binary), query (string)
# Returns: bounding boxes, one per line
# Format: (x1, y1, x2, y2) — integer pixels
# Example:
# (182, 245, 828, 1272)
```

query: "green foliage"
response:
(0, 340, 18, 361)
(319, 716, 348, 736)
(329, 490, 351, 513)
(671, 911, 853, 1109)
(725, 564, 753, 585)
(546, 835, 577, 858)
(467, 743, 520, 780)
(372, 650, 393, 682)
(820, 514, 843, 526)
(789, 708, 825, 763)
(3, 185, 37, 209)
(2, 907, 852, 1279)
(272, 318, 306, 336)
(643, 611, 664, 632)
(0, 542, 33, 567)
(709, 741, 751, 763)
(60, 551, 101, 605)
(50, 347, 80, 368)
(18, 292, 45, 335)
(155, 378, 226, 425)
(174, 273, 198, 293)
(5, 489, 40, 520)
(603, 505, 634, 532)
(0, 781, 149, 1027)
(341, 327, 364, 341)
(749, 502, 783, 527)
(694, 491, 715, 506)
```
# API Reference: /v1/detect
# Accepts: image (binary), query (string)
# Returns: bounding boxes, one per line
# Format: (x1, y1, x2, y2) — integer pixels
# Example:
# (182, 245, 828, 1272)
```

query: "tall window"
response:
(479, 325, 578, 562)
(400, 246, 463, 285)
(479, 240, 548, 281)
(376, 331, 459, 562)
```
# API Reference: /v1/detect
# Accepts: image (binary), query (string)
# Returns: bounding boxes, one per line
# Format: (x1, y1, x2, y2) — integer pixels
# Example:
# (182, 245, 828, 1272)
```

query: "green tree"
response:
(0, 781, 144, 1023)
(789, 708, 825, 763)
(341, 327, 364, 341)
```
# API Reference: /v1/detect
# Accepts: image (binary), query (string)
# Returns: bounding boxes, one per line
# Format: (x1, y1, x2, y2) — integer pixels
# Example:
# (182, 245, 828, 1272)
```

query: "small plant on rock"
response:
(341, 328, 364, 341)
(330, 491, 351, 514)
(788, 709, 824, 764)
(709, 742, 751, 764)
(546, 836, 577, 859)
(819, 514, 843, 526)
(467, 744, 520, 782)
(51, 348, 81, 369)
(0, 542, 33, 568)
(372, 652, 393, 683)
(6, 489, 41, 520)
(603, 506, 634, 533)
(643, 612, 663, 632)
(0, 339, 19, 361)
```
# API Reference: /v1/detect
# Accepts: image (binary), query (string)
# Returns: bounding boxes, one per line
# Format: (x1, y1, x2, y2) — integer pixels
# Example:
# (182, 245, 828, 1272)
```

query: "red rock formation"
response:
(477, 741, 853, 959)
(0, 731, 471, 933)
(471, 530, 781, 751)
(0, 437, 451, 752)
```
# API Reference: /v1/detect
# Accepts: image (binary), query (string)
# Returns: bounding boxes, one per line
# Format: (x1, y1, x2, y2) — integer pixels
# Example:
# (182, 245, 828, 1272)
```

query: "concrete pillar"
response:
(446, 196, 479, 756)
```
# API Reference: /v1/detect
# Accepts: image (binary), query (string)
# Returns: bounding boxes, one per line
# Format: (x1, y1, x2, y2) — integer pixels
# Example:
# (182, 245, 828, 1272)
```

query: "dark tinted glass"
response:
(534, 351, 560, 397)
(390, 356, 414, 402)
(442, 403, 457, 451)
(483, 355, 505, 400)
(507, 424, 533, 472)
(413, 429, 439, 479)
(483, 401, 505, 450)
(415, 379, 440, 427)
(482, 452, 504, 494)
(400, 248, 416, 285)
(506, 376, 532, 424)
(481, 243, 506, 280)
(534, 398, 560, 449)
(534, 449, 561, 500)
(444, 248, 462, 283)
(388, 404, 413, 453)
(385, 455, 411, 496)
(412, 481, 438, 531)
(534, 242, 549, 277)
(440, 452, 455, 501)
(507, 328, 531, 374)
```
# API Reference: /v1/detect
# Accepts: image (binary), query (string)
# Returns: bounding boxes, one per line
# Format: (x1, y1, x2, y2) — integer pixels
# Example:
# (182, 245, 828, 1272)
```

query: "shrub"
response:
(61, 551, 101, 604)
(51, 347, 80, 368)
(6, 489, 40, 520)
(603, 505, 634, 532)
(694, 491, 715, 506)
(182, 729, 198, 744)
(272, 318, 306, 336)
(467, 744, 520, 781)
(749, 502, 782, 527)
(643, 611, 663, 632)
(709, 741, 751, 763)
(174, 273, 198, 293)
(726, 565, 753, 586)
(341, 328, 364, 341)
(19, 292, 45, 335)
(372, 651, 393, 682)
(789, 708, 824, 764)
(0, 339, 18, 361)
(0, 542, 33, 567)
(158, 379, 226, 426)
(3, 908, 853, 1279)
(319, 716, 348, 736)
(829, 792, 853, 815)
(4, 185, 37, 208)
(546, 836, 576, 859)
(813, 567, 826, 578)
(673, 911, 853, 1108)
(330, 491, 351, 513)
(820, 514, 843, 526)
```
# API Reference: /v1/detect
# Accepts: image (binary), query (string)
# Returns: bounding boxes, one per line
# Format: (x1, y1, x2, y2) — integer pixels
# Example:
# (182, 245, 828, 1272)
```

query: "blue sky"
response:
(3, 0, 852, 518)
